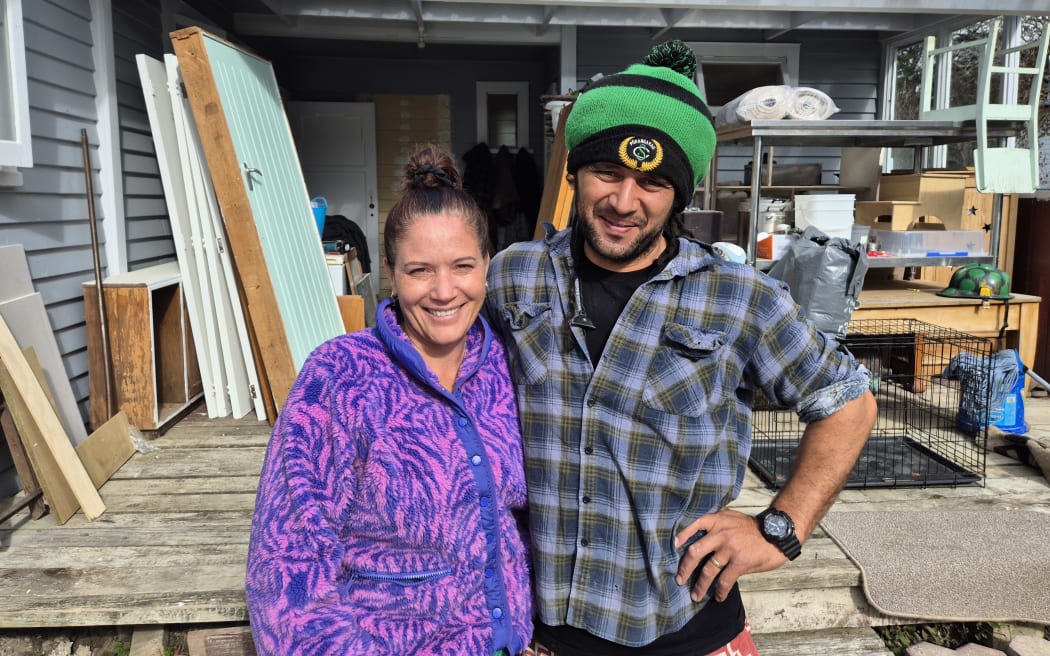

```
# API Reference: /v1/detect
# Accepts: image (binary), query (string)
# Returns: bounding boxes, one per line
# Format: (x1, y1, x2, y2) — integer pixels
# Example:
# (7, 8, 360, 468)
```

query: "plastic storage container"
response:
(794, 193, 856, 212)
(794, 193, 855, 239)
(311, 196, 327, 236)
(871, 229, 987, 257)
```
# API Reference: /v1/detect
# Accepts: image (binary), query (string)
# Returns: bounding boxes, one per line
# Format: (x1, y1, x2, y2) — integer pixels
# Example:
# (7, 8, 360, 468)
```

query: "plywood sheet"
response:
(336, 295, 365, 333)
(0, 244, 33, 301)
(0, 293, 88, 445)
(0, 336, 104, 523)
(75, 411, 134, 489)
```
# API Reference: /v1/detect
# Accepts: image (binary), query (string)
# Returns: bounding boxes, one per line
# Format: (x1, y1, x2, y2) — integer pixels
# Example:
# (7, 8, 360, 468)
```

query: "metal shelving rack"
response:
(706, 119, 1024, 267)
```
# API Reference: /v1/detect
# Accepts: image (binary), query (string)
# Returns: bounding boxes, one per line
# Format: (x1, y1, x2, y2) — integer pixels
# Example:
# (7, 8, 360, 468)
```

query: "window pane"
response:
(487, 93, 518, 147)
(949, 20, 994, 108)
(893, 41, 922, 120)
(888, 41, 922, 171)
(1019, 16, 1050, 110)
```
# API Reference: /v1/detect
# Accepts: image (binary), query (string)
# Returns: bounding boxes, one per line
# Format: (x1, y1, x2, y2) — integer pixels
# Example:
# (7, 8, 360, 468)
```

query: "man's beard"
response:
(578, 210, 666, 265)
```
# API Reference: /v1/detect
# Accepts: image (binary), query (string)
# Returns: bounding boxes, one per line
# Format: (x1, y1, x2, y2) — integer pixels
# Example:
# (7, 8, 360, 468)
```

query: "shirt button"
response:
(491, 607, 503, 619)
(586, 398, 596, 407)
(584, 446, 593, 455)
(471, 455, 482, 466)
(487, 533, 495, 544)
(582, 496, 591, 504)
(480, 497, 490, 507)
(458, 417, 468, 426)
(580, 539, 589, 547)
(485, 568, 494, 578)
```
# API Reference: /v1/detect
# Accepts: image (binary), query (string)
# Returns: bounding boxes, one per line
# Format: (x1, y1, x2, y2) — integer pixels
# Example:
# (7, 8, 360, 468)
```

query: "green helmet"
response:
(937, 263, 1013, 300)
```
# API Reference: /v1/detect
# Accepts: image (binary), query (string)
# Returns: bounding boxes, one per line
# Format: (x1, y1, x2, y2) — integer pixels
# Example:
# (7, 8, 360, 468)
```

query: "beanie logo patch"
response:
(617, 136, 664, 172)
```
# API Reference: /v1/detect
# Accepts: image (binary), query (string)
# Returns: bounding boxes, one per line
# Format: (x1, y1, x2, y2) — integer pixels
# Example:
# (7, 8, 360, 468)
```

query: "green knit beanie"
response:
(565, 40, 716, 212)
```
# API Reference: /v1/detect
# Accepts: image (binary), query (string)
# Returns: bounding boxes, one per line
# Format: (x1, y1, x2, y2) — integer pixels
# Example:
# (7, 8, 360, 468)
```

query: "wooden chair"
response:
(919, 18, 1050, 194)
(343, 248, 377, 327)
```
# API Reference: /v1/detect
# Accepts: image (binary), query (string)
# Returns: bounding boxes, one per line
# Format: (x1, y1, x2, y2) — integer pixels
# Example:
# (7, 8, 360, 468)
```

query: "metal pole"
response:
(81, 129, 115, 420)
(1026, 367, 1050, 395)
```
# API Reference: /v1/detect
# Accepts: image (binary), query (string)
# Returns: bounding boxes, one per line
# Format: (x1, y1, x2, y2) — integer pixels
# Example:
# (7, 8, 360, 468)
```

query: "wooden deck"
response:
(1, 398, 1048, 645)
(0, 406, 266, 628)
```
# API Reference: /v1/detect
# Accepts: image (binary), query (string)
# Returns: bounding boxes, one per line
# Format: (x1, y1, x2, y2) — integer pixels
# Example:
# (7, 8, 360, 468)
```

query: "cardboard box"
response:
(757, 233, 797, 260)
(854, 200, 921, 231)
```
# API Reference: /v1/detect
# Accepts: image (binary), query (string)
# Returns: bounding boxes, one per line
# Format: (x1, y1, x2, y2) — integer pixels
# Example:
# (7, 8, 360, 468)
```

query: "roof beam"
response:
(763, 11, 827, 39)
(651, 8, 690, 40)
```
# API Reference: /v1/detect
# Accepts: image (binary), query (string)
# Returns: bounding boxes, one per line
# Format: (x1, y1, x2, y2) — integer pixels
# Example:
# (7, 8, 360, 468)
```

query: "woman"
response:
(246, 145, 532, 655)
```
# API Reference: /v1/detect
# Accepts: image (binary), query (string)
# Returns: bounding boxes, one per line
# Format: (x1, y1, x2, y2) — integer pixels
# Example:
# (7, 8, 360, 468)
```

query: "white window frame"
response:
(686, 42, 800, 112)
(880, 15, 1026, 172)
(476, 81, 529, 149)
(0, 0, 32, 171)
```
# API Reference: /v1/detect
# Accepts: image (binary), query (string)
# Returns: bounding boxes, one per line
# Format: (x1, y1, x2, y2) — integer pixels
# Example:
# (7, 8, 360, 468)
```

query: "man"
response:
(484, 40, 877, 655)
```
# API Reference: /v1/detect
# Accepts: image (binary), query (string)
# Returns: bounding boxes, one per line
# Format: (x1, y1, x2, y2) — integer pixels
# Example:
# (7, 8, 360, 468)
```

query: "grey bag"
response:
(767, 226, 869, 338)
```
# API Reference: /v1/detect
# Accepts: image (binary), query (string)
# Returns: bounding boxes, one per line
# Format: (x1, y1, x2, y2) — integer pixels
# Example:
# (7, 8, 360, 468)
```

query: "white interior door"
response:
(286, 102, 379, 298)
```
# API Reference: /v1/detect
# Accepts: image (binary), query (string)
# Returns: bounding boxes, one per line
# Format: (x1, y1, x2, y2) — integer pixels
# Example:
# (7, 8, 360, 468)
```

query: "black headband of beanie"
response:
(566, 125, 695, 213)
(584, 73, 715, 126)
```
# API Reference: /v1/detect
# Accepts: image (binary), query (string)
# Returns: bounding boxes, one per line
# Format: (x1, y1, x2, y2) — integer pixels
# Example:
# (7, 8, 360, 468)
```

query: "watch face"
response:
(763, 512, 789, 539)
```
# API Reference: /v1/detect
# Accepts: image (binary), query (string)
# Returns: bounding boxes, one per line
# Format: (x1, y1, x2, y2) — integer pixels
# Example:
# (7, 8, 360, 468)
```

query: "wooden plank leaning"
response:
(0, 400, 46, 521)
(0, 314, 105, 522)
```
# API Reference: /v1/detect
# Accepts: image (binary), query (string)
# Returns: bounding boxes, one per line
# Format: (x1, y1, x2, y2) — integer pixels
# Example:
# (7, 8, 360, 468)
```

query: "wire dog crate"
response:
(750, 318, 994, 490)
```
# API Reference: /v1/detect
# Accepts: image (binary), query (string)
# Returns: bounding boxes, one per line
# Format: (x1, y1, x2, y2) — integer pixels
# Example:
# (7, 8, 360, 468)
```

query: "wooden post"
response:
(534, 101, 575, 238)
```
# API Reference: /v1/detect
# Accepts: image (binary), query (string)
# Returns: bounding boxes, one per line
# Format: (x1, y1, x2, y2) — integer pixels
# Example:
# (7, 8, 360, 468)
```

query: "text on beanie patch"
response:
(618, 136, 664, 172)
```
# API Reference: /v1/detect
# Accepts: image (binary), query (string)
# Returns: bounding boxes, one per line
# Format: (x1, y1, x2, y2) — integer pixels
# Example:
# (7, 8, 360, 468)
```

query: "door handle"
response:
(243, 163, 261, 191)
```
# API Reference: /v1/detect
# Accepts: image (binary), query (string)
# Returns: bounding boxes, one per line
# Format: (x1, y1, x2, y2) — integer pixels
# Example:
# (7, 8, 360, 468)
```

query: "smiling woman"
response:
(245, 146, 532, 655)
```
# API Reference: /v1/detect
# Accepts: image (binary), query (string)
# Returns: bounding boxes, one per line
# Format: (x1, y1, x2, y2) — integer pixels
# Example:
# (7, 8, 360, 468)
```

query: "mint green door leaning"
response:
(197, 31, 343, 371)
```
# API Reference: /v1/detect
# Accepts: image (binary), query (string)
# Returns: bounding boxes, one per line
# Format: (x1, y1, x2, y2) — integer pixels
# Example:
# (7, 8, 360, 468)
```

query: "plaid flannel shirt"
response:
(485, 227, 870, 647)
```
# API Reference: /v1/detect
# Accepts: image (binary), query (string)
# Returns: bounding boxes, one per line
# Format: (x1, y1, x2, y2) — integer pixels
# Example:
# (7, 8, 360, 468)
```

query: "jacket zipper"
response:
(348, 567, 452, 587)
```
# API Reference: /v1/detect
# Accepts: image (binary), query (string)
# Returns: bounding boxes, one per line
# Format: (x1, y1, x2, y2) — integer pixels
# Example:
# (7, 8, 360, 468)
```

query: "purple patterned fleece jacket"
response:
(246, 299, 532, 655)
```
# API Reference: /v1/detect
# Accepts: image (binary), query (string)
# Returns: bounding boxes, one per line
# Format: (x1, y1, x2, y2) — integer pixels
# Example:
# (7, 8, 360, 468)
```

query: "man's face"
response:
(574, 162, 676, 272)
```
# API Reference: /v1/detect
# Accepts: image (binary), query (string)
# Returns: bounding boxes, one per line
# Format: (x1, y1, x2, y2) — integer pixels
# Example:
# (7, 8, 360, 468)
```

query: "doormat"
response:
(749, 435, 981, 489)
(821, 510, 1050, 624)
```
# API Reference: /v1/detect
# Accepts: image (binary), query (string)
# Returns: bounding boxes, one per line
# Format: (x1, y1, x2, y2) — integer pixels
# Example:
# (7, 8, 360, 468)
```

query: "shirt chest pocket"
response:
(501, 301, 553, 386)
(643, 324, 728, 418)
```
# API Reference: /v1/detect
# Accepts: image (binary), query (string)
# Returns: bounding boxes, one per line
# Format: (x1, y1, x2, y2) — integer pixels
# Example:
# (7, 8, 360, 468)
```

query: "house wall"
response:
(113, 0, 175, 269)
(0, 0, 102, 493)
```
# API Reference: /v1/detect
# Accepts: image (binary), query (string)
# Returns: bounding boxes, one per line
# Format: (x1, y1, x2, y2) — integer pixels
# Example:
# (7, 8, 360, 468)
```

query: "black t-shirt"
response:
(576, 253, 649, 366)
(561, 243, 746, 655)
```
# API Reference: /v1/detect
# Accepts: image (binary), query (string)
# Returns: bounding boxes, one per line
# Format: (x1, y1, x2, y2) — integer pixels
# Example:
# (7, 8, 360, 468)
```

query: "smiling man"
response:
(485, 40, 876, 656)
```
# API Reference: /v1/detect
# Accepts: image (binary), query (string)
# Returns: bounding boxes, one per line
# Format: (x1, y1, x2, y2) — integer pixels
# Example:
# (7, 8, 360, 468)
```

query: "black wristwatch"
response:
(756, 507, 802, 561)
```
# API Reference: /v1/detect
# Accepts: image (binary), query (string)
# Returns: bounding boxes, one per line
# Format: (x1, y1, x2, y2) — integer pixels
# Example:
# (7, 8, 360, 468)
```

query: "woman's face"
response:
(386, 212, 489, 359)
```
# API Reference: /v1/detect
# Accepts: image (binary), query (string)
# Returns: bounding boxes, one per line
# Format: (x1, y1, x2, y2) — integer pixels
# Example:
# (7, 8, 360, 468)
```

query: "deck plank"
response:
(0, 397, 1048, 636)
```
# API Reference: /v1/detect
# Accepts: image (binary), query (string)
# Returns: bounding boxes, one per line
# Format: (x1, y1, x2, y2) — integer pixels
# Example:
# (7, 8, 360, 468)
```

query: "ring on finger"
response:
(709, 556, 725, 570)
